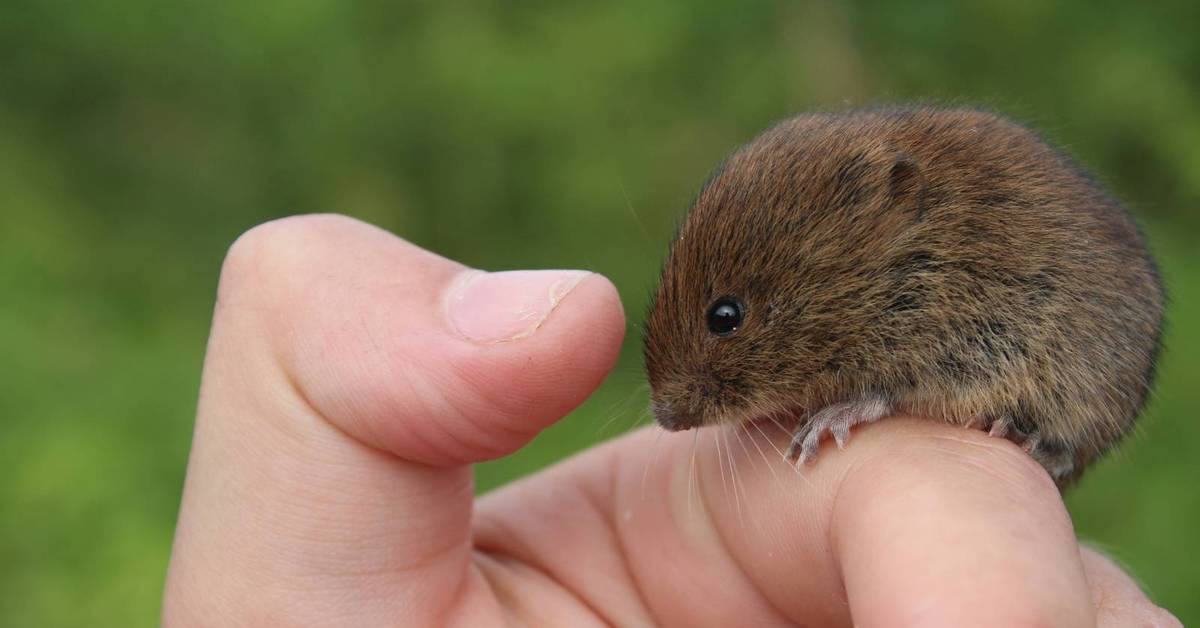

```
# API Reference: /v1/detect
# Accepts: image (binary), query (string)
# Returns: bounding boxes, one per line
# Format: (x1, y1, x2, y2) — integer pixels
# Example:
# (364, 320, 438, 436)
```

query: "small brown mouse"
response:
(643, 106, 1164, 486)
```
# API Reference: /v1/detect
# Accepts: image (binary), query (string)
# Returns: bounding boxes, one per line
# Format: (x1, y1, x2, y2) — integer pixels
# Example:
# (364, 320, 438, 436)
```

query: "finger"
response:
(475, 418, 1106, 627)
(214, 214, 623, 465)
(1081, 546, 1182, 628)
(163, 215, 624, 624)
(827, 418, 1094, 627)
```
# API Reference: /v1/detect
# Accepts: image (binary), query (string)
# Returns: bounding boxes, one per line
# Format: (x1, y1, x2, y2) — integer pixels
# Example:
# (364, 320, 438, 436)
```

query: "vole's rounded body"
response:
(643, 107, 1164, 486)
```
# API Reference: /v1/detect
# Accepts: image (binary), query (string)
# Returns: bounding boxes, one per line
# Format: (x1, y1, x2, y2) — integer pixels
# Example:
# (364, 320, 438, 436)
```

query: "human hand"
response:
(162, 215, 1178, 627)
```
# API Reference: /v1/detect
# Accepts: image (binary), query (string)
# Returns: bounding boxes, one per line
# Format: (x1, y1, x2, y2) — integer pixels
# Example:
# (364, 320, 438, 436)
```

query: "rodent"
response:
(642, 106, 1165, 487)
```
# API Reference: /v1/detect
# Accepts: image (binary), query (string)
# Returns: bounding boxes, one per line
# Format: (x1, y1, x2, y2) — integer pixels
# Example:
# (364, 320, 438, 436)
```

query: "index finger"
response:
(691, 415, 1095, 626)
(474, 414, 1101, 627)
(826, 418, 1095, 627)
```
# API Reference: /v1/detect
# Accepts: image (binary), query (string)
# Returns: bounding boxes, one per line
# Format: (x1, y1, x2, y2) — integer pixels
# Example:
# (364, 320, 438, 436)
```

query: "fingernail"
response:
(448, 270, 591, 344)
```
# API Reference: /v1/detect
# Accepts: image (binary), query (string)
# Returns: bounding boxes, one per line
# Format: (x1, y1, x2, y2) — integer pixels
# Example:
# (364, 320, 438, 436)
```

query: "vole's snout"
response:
(652, 399, 700, 432)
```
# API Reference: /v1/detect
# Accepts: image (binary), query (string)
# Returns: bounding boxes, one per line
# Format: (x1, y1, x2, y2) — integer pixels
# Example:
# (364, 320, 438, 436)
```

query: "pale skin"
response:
(162, 214, 1179, 627)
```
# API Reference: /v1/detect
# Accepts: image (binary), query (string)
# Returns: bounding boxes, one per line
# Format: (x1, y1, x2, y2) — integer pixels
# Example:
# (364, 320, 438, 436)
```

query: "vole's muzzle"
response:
(651, 399, 701, 432)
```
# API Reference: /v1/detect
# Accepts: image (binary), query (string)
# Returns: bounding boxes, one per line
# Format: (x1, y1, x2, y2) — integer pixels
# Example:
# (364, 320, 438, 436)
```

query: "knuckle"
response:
(970, 433, 1052, 483)
(938, 427, 1056, 489)
(218, 213, 357, 304)
(867, 420, 1063, 503)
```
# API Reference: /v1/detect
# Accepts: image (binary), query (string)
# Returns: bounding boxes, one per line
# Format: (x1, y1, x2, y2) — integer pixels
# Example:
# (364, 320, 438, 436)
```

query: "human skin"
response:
(161, 214, 1179, 627)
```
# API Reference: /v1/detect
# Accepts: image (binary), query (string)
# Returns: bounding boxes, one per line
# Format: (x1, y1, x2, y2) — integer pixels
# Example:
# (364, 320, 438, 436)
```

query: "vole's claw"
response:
(831, 421, 851, 449)
(785, 398, 891, 466)
(987, 416, 1012, 439)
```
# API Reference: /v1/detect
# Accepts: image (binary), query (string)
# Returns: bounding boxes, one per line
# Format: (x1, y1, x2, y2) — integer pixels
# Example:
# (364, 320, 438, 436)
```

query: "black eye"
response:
(706, 297, 744, 336)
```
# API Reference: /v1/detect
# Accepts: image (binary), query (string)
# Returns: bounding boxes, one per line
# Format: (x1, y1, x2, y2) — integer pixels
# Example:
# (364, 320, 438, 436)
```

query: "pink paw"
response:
(785, 398, 891, 465)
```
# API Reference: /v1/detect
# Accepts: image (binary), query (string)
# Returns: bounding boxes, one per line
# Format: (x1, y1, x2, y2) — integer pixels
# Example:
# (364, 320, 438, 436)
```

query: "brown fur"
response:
(643, 106, 1164, 486)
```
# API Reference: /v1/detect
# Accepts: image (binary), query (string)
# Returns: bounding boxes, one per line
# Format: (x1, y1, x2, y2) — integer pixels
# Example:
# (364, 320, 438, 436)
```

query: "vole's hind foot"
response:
(785, 398, 891, 465)
(982, 416, 1078, 483)
(1024, 434, 1079, 484)
(986, 416, 1014, 439)
(983, 414, 1034, 444)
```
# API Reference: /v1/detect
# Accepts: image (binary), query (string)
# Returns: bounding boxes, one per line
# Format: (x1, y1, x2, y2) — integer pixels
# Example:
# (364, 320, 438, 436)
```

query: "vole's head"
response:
(644, 113, 929, 431)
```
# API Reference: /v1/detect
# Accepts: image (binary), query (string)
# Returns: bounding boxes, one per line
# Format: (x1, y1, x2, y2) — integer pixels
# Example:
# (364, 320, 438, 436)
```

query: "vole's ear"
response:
(888, 153, 926, 216)
(831, 149, 926, 220)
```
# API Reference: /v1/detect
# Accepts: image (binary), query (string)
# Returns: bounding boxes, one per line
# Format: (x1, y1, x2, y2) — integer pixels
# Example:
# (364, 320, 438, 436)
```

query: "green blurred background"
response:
(2, 1, 1197, 625)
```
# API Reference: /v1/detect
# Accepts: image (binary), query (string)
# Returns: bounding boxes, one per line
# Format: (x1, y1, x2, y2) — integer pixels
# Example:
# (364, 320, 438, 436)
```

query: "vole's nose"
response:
(652, 399, 699, 431)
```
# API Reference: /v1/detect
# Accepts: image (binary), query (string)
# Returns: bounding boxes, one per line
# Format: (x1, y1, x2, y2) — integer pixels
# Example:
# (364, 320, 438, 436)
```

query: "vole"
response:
(642, 106, 1164, 486)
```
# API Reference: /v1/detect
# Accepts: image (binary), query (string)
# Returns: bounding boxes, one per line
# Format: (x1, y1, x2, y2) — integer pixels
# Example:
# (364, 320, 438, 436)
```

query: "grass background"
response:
(1, 1, 1197, 624)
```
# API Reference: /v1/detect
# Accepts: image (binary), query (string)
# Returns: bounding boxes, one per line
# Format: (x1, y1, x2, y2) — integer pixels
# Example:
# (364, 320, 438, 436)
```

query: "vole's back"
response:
(645, 107, 1164, 485)
(789, 109, 1163, 476)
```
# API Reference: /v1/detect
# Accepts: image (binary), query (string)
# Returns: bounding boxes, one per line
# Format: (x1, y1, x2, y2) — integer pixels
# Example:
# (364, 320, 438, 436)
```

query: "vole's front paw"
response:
(785, 398, 892, 465)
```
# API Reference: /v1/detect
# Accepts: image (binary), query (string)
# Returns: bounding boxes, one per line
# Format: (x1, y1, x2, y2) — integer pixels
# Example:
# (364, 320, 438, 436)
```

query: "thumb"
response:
(163, 215, 624, 625)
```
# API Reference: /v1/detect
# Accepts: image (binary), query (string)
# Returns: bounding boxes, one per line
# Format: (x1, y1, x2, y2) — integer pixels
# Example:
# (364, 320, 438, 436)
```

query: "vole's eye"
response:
(706, 297, 744, 336)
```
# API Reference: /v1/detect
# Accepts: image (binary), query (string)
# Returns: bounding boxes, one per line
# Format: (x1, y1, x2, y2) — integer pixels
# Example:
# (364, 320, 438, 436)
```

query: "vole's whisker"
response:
(687, 429, 699, 515)
(723, 428, 745, 529)
(749, 420, 785, 459)
(750, 419, 814, 489)
(764, 414, 791, 438)
(640, 426, 666, 502)
(650, 422, 666, 468)
(594, 382, 651, 437)
(618, 178, 655, 248)
(626, 403, 653, 434)
(741, 422, 786, 495)
(734, 423, 787, 535)
(713, 429, 731, 513)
